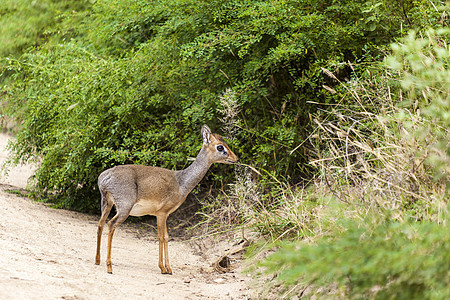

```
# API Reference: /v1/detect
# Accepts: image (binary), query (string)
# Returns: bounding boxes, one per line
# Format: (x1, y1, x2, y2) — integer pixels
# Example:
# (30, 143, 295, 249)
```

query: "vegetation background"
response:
(1, 0, 448, 298)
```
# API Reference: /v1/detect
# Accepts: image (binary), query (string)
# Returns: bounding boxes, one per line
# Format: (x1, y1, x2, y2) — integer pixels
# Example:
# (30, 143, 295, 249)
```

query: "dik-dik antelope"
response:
(95, 125, 238, 274)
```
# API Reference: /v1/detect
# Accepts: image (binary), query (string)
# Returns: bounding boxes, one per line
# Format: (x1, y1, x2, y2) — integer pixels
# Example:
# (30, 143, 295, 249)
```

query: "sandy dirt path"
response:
(0, 133, 251, 299)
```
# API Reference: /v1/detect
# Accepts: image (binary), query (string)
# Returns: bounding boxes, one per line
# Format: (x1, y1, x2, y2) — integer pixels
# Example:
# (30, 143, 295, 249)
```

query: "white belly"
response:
(129, 199, 160, 217)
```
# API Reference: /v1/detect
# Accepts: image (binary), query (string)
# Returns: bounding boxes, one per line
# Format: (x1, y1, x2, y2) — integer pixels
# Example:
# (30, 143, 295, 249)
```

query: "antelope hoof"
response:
(160, 266, 172, 274)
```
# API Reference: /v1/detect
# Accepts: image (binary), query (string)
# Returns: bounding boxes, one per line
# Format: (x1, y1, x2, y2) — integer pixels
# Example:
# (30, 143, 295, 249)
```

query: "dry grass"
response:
(217, 88, 241, 139)
(308, 66, 448, 223)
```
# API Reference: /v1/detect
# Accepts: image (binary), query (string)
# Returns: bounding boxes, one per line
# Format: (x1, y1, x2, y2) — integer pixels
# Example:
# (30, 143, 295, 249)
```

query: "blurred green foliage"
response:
(263, 212, 450, 299)
(386, 28, 449, 183)
(0, 0, 91, 58)
(0, 0, 446, 211)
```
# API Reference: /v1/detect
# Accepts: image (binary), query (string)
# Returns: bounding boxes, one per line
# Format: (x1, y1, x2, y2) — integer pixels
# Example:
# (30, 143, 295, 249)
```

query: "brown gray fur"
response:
(95, 125, 238, 274)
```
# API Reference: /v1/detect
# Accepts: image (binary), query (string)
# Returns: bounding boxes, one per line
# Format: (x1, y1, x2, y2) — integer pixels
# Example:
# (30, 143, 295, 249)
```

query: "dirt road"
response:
(0, 134, 251, 299)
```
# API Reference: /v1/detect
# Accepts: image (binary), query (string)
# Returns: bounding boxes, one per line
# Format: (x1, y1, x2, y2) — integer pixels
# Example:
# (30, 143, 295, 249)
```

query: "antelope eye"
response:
(216, 145, 225, 152)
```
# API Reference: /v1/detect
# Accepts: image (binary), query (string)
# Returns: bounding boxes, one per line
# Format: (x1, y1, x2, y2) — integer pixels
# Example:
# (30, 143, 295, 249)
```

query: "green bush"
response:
(4, 42, 201, 211)
(1, 0, 445, 211)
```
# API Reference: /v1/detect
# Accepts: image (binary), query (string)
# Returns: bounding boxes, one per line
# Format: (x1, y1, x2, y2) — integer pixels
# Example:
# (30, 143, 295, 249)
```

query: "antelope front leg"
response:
(95, 225, 103, 265)
(157, 215, 172, 274)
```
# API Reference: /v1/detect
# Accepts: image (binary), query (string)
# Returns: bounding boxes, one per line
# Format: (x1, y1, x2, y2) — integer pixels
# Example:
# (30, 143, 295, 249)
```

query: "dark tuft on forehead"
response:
(213, 134, 226, 143)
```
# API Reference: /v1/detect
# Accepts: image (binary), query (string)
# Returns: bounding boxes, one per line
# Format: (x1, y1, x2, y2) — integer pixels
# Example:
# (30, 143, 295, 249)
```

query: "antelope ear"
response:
(201, 125, 212, 144)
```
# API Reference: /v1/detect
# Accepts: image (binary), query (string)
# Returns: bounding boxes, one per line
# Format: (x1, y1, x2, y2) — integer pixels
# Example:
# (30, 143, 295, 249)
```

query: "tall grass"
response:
(309, 69, 446, 222)
(309, 29, 448, 222)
